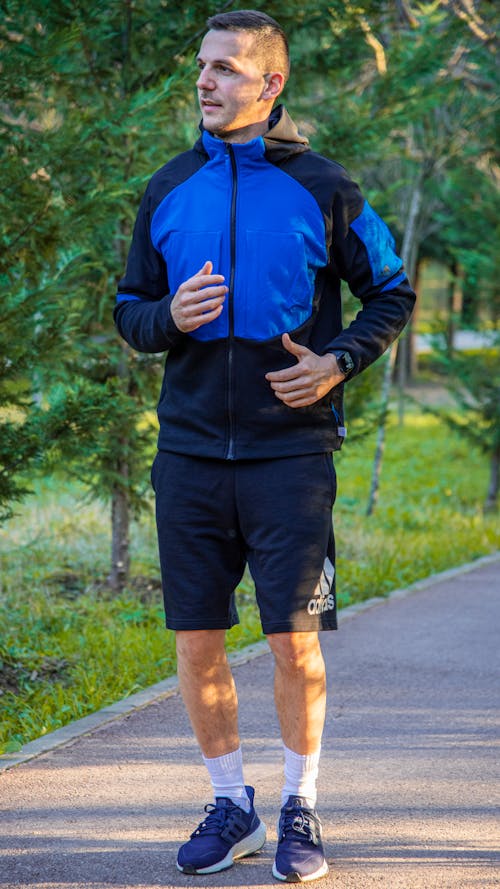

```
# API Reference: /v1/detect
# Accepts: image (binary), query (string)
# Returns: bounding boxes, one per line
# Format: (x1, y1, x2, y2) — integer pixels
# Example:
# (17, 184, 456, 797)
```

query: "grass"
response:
(1, 406, 498, 755)
(335, 411, 498, 605)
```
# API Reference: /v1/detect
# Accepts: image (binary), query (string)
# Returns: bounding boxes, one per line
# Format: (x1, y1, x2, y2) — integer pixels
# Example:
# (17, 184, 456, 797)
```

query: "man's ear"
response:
(262, 72, 285, 101)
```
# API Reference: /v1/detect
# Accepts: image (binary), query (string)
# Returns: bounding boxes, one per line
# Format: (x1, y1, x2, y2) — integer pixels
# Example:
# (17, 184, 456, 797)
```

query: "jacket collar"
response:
(201, 128, 266, 161)
(195, 105, 310, 163)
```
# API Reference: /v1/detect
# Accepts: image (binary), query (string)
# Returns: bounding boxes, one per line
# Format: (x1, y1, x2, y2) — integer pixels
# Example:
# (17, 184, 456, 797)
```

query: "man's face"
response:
(196, 30, 271, 141)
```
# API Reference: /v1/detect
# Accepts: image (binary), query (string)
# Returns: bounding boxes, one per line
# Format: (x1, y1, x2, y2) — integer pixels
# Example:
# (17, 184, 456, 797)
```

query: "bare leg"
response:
(176, 629, 240, 758)
(267, 631, 326, 754)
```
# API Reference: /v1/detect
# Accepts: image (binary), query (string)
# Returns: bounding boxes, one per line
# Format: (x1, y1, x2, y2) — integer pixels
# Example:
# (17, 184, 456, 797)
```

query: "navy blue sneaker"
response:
(176, 785, 266, 874)
(272, 796, 328, 883)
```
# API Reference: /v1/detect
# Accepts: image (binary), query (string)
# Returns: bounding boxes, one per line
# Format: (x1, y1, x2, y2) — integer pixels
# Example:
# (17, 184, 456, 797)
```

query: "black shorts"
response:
(151, 451, 337, 634)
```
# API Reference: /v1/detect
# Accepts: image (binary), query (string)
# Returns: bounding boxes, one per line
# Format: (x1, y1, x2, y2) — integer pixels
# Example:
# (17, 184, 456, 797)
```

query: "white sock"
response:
(281, 743, 321, 809)
(202, 747, 251, 812)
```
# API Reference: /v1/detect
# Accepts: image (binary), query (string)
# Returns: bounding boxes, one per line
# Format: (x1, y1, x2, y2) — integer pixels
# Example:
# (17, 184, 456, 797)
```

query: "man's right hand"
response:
(170, 260, 227, 333)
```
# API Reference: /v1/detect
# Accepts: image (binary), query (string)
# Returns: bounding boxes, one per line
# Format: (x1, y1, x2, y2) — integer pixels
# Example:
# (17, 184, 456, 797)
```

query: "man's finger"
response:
(187, 285, 227, 303)
(273, 389, 315, 407)
(196, 260, 213, 276)
(191, 277, 227, 293)
(269, 376, 308, 393)
(177, 286, 227, 311)
(185, 295, 226, 314)
(265, 365, 303, 383)
(186, 261, 225, 288)
(282, 332, 309, 358)
(188, 305, 224, 328)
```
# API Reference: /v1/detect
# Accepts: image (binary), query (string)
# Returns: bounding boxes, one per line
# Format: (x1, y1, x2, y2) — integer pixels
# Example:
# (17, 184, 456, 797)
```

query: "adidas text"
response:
(307, 592, 335, 615)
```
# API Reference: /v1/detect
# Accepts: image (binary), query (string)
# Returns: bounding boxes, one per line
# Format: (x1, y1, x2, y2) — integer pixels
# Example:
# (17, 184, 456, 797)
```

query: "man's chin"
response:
(202, 108, 223, 126)
(204, 120, 229, 139)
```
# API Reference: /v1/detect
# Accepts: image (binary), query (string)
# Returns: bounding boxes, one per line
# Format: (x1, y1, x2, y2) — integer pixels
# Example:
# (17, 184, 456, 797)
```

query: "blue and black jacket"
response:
(114, 105, 415, 459)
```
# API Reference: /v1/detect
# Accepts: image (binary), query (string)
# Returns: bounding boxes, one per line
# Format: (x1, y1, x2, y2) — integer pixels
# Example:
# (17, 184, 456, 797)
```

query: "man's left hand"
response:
(265, 333, 346, 408)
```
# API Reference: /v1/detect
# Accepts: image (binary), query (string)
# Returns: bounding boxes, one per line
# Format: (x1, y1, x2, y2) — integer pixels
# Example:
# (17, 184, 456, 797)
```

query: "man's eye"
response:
(196, 62, 233, 74)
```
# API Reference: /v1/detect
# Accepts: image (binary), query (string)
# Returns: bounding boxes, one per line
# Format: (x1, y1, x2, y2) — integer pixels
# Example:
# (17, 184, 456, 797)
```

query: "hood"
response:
(263, 104, 310, 162)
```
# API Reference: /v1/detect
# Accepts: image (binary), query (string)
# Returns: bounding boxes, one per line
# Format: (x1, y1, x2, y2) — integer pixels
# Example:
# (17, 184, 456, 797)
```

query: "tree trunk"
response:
(409, 258, 421, 378)
(397, 174, 423, 425)
(366, 346, 398, 516)
(366, 174, 422, 516)
(446, 261, 463, 353)
(484, 445, 499, 513)
(108, 336, 132, 592)
(107, 189, 133, 591)
(108, 465, 130, 592)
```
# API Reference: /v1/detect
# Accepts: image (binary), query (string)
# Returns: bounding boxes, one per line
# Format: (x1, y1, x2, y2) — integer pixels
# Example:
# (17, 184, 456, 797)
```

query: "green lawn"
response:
(1, 409, 498, 754)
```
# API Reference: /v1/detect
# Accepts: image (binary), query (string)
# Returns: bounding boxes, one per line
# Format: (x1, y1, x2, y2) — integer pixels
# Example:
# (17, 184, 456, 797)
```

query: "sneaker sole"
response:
(177, 819, 267, 875)
(272, 858, 329, 883)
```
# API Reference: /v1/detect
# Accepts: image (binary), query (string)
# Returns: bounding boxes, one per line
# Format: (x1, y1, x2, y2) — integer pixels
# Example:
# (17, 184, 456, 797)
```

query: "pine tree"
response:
(0, 12, 77, 521)
(0, 1, 219, 584)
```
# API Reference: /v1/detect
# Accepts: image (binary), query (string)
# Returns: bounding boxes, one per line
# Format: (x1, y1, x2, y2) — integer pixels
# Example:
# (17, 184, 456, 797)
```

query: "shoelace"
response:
(280, 807, 320, 846)
(192, 802, 231, 836)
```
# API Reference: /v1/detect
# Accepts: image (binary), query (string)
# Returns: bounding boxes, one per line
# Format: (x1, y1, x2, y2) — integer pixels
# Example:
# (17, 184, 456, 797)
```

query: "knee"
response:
(267, 632, 323, 674)
(176, 629, 226, 672)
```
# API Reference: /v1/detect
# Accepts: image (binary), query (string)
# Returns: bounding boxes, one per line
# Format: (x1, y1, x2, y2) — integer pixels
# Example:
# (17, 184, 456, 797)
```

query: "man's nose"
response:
(196, 67, 214, 90)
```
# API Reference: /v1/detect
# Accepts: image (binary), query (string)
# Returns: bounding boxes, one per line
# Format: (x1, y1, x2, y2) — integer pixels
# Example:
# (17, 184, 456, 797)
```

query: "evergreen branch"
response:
(438, 0, 497, 44)
(140, 0, 237, 90)
(395, 0, 419, 29)
(358, 15, 387, 75)
(3, 200, 51, 254)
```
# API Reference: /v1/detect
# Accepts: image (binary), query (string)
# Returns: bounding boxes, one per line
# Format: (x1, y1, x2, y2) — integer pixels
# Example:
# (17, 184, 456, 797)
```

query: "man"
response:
(114, 9, 415, 883)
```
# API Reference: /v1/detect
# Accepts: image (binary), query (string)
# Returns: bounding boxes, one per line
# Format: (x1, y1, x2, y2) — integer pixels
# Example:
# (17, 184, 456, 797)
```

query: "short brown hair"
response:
(206, 9, 290, 82)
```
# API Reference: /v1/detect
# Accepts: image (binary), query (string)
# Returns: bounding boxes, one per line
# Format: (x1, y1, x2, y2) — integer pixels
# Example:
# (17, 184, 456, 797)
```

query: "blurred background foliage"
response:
(1, 0, 498, 579)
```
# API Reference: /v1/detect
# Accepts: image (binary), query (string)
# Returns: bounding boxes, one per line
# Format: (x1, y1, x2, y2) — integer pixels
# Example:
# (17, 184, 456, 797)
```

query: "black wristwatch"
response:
(333, 350, 355, 377)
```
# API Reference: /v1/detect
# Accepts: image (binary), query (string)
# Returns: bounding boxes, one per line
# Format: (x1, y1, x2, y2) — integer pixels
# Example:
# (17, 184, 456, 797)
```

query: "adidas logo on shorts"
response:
(307, 557, 335, 615)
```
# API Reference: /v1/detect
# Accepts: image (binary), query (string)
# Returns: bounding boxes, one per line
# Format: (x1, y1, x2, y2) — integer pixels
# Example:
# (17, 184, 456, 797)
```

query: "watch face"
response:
(339, 352, 354, 374)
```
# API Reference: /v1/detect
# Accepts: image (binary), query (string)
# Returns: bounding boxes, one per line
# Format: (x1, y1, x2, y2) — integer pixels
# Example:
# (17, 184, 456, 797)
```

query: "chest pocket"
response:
(164, 229, 229, 341)
(234, 230, 314, 341)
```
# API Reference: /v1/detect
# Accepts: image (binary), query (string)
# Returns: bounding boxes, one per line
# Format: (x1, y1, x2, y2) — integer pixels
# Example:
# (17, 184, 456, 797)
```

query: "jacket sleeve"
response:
(113, 182, 185, 353)
(323, 176, 416, 377)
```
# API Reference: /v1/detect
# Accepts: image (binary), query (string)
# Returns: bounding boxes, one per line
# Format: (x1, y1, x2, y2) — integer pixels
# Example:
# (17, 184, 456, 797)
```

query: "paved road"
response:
(1, 557, 499, 889)
(415, 330, 496, 353)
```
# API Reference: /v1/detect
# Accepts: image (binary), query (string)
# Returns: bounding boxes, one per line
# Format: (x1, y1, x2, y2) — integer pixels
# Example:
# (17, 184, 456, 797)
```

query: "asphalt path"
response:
(1, 556, 499, 889)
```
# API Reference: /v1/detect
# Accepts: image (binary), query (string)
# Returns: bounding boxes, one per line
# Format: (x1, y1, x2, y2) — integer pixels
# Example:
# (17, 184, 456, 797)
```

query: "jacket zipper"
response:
(225, 144, 238, 460)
